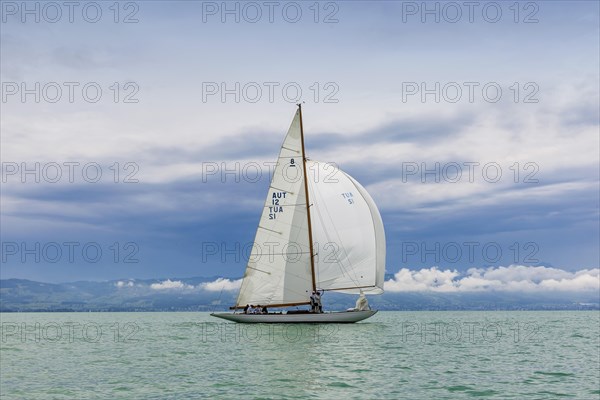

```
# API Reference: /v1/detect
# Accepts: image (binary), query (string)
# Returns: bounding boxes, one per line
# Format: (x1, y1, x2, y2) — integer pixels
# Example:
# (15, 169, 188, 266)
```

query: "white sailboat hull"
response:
(210, 310, 377, 323)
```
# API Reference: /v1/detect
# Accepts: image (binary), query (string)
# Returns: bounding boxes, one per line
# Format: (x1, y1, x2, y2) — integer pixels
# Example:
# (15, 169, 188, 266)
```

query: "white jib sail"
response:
(307, 160, 386, 294)
(236, 110, 313, 307)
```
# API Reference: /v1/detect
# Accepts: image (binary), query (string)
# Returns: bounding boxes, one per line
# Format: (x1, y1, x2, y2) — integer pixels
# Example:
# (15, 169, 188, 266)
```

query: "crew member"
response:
(309, 291, 317, 313)
(355, 291, 369, 311)
(315, 290, 323, 313)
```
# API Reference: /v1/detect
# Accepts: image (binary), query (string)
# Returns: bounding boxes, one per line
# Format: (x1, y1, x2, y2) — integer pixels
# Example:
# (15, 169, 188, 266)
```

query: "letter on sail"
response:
(236, 110, 313, 307)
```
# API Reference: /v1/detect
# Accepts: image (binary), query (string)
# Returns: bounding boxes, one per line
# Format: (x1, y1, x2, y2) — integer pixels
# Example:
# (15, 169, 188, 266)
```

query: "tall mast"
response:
(298, 104, 317, 292)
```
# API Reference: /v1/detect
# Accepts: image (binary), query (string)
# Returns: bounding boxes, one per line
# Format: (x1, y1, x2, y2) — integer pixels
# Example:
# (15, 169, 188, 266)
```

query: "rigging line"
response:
(216, 281, 226, 307)
(236, 266, 280, 305)
(263, 203, 308, 208)
(281, 146, 301, 153)
(257, 251, 312, 256)
(236, 278, 246, 305)
(258, 225, 282, 235)
(324, 285, 377, 292)
(270, 186, 294, 194)
(246, 251, 310, 285)
(246, 266, 272, 275)
(209, 281, 229, 312)
(250, 263, 313, 283)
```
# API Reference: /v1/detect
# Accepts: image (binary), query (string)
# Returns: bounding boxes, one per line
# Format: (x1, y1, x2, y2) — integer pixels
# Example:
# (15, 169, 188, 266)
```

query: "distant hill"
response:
(1, 277, 598, 312)
(0, 277, 235, 312)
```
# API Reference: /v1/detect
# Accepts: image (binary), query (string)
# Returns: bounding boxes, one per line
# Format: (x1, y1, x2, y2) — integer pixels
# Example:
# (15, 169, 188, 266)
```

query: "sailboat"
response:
(210, 105, 385, 323)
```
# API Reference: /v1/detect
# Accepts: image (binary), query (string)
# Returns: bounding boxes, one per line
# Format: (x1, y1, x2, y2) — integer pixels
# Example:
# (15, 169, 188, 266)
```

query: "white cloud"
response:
(384, 265, 600, 293)
(200, 278, 242, 292)
(150, 279, 194, 290)
(115, 280, 134, 288)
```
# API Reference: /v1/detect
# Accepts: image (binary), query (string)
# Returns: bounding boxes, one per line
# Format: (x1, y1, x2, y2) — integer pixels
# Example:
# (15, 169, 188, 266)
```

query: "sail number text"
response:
(269, 191, 287, 219)
(341, 192, 354, 205)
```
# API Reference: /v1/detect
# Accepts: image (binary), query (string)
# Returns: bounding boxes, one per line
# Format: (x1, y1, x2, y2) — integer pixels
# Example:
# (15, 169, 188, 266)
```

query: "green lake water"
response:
(1, 311, 598, 399)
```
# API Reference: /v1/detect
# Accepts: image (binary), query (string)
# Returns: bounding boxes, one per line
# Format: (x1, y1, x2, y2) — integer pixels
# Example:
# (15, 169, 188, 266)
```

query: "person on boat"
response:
(261, 306, 268, 314)
(309, 291, 318, 313)
(243, 304, 250, 314)
(315, 290, 323, 313)
(355, 291, 370, 311)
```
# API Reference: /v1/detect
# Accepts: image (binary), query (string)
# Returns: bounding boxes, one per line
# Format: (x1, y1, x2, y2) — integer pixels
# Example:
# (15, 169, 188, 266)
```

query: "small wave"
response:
(327, 382, 354, 388)
(534, 371, 575, 377)
(535, 390, 571, 397)
(447, 385, 473, 392)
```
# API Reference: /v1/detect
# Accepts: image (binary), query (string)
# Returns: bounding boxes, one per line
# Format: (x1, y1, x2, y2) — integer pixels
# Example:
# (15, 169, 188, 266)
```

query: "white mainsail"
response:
(307, 161, 386, 294)
(235, 110, 313, 307)
(235, 108, 385, 309)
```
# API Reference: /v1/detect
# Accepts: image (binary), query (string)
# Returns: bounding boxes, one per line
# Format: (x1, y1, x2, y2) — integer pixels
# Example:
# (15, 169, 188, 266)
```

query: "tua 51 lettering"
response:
(269, 192, 287, 219)
(341, 192, 354, 204)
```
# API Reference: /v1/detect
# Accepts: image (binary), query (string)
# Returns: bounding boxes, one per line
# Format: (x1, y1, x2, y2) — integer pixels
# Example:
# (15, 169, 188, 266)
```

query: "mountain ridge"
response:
(1, 277, 598, 312)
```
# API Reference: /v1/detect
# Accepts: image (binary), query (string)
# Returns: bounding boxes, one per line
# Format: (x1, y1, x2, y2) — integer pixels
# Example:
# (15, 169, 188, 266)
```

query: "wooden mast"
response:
(298, 104, 317, 293)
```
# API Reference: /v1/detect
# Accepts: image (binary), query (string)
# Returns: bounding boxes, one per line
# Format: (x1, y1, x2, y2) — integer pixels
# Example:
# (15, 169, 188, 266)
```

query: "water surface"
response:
(1, 311, 598, 399)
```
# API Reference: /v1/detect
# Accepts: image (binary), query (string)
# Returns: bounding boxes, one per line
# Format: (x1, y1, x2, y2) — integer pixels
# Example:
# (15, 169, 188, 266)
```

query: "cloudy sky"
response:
(1, 1, 598, 291)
